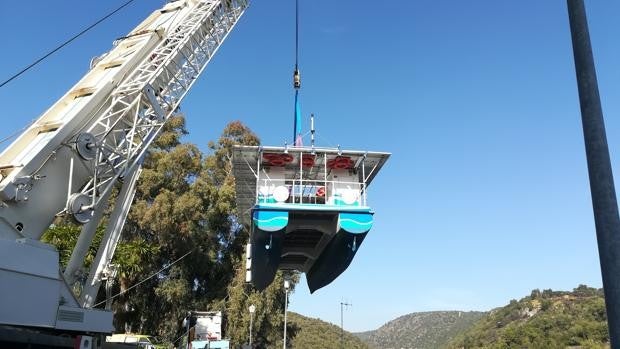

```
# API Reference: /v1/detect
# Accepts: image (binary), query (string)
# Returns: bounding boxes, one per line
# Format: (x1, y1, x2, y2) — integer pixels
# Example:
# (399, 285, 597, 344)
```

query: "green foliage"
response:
(109, 118, 264, 341)
(43, 119, 300, 346)
(42, 224, 102, 268)
(288, 312, 369, 349)
(356, 311, 485, 349)
(225, 267, 300, 348)
(446, 285, 609, 349)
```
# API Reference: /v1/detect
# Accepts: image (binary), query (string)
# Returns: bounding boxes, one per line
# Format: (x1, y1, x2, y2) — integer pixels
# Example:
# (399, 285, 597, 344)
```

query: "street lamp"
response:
(283, 280, 290, 349)
(249, 304, 256, 347)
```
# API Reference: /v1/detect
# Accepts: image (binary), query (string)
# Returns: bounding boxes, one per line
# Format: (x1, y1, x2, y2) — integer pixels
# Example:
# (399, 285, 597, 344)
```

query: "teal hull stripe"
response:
(253, 210, 288, 232)
(339, 212, 374, 234)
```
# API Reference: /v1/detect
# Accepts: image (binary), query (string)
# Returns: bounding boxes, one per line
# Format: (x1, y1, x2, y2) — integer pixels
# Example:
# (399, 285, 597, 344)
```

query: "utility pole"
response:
(185, 311, 192, 349)
(567, 0, 620, 347)
(283, 280, 290, 349)
(340, 301, 352, 349)
(249, 304, 256, 348)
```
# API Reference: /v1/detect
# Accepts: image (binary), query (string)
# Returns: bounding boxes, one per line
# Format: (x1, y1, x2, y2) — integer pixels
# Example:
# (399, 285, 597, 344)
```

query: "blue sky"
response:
(1, 0, 620, 332)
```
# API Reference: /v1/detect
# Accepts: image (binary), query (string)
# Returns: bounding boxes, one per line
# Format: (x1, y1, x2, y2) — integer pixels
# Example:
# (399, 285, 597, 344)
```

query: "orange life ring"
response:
(316, 186, 325, 197)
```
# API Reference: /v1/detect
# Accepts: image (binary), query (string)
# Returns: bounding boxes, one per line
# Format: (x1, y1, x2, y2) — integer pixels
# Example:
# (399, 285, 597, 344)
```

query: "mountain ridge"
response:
(293, 285, 609, 349)
(445, 285, 609, 348)
(355, 310, 485, 349)
(288, 312, 369, 349)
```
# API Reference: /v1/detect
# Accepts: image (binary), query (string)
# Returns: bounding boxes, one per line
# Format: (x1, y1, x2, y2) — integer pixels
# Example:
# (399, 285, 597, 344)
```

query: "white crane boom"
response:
(0, 0, 247, 336)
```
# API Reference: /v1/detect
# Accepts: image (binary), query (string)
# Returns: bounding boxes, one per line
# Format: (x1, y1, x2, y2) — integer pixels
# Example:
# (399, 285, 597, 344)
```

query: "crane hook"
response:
(293, 68, 301, 89)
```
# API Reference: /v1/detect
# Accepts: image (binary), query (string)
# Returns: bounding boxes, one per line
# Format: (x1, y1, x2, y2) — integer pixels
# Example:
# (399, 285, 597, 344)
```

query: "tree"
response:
(203, 121, 301, 347)
(42, 119, 300, 345)
(225, 264, 300, 348)
(112, 118, 265, 341)
(573, 284, 599, 298)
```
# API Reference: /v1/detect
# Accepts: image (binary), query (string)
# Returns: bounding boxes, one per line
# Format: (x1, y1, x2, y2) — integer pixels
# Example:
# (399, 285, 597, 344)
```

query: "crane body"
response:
(0, 0, 247, 344)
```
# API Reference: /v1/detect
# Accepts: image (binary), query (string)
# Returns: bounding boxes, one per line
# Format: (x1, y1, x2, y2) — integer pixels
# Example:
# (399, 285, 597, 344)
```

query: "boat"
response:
(232, 145, 390, 292)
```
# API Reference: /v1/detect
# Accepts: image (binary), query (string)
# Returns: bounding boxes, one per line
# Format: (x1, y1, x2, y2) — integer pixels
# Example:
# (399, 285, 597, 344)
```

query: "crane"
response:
(0, 0, 247, 346)
(0, 1, 390, 347)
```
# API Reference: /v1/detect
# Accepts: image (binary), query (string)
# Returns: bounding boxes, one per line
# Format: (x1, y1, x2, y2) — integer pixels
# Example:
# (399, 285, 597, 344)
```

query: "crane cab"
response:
(232, 145, 390, 292)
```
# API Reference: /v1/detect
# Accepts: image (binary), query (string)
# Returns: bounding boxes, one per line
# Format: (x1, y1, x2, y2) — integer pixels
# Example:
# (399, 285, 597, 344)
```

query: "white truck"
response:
(184, 311, 230, 349)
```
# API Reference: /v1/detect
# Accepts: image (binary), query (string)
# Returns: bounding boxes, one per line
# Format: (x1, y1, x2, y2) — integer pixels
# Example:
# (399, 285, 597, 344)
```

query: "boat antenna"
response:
(293, 0, 302, 146)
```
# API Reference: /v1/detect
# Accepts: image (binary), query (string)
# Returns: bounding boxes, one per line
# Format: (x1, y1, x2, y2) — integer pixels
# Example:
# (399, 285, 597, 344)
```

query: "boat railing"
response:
(256, 178, 368, 207)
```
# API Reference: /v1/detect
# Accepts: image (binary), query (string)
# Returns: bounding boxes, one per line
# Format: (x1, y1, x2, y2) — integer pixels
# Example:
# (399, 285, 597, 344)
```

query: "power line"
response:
(0, 0, 138, 89)
(340, 301, 352, 349)
(92, 249, 193, 308)
(0, 119, 35, 145)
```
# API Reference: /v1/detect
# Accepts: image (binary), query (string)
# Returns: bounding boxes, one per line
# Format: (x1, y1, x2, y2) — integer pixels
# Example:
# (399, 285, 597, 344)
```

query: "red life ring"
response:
(316, 186, 325, 197)
(263, 153, 279, 161)
(337, 157, 352, 165)
(281, 154, 294, 163)
(302, 154, 315, 167)
(334, 161, 350, 169)
(327, 156, 353, 169)
(263, 153, 294, 167)
(270, 158, 285, 166)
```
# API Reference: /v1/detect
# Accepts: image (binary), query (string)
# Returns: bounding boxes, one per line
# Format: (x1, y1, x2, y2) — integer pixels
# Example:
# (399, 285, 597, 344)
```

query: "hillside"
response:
(446, 285, 609, 348)
(288, 312, 369, 349)
(355, 311, 485, 349)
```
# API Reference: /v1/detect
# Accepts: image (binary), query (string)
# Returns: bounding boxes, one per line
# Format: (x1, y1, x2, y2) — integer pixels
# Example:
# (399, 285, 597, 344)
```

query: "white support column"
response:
(80, 165, 142, 308)
(64, 188, 113, 286)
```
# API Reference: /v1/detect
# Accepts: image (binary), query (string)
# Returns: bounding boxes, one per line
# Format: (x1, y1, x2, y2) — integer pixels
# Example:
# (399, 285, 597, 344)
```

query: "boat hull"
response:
(250, 204, 373, 292)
